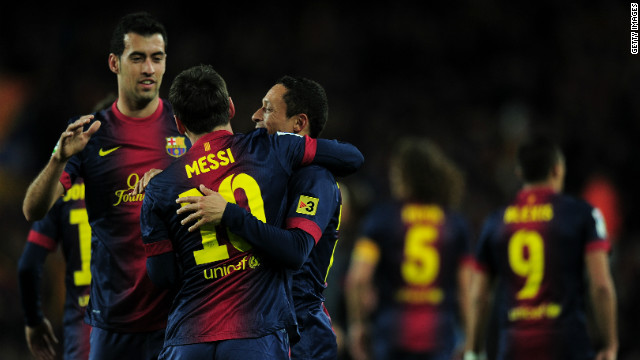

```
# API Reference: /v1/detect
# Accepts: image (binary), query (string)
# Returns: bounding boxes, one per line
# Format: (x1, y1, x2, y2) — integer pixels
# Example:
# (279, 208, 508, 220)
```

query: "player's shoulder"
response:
(554, 192, 594, 214)
(292, 164, 335, 179)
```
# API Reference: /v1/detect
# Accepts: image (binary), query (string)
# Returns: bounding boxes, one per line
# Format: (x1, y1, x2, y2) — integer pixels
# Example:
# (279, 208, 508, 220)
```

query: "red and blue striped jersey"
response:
(474, 187, 610, 360)
(60, 99, 190, 332)
(360, 201, 473, 353)
(140, 129, 360, 345)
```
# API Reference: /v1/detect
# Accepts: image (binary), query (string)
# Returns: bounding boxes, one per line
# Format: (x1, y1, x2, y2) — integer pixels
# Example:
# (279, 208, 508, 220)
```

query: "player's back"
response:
(361, 200, 471, 353)
(142, 128, 312, 345)
(477, 187, 608, 359)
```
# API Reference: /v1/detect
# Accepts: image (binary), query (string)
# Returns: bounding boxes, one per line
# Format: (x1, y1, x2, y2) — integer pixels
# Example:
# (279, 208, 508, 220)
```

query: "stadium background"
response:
(0, 2, 638, 358)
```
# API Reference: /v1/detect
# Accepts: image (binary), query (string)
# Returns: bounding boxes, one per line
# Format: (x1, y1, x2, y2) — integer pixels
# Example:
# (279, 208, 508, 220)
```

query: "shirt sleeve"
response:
(140, 188, 179, 288)
(584, 207, 611, 253)
(284, 167, 339, 243)
(17, 242, 50, 326)
(272, 132, 364, 177)
(221, 203, 315, 269)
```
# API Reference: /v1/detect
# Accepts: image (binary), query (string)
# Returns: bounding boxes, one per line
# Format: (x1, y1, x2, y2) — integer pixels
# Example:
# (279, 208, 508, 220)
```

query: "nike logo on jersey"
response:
(99, 146, 121, 156)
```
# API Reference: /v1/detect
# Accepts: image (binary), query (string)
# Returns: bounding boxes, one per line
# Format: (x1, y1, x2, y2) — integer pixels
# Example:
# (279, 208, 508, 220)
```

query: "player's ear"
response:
(293, 114, 308, 134)
(228, 97, 235, 119)
(108, 53, 119, 74)
(174, 115, 186, 134)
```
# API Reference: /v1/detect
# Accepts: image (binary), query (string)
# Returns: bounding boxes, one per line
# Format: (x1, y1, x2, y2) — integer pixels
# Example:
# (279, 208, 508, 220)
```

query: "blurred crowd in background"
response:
(1, 1, 638, 358)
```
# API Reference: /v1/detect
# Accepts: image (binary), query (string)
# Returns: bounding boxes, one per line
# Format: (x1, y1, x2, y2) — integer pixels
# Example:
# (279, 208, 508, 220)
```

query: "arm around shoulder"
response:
(313, 139, 364, 177)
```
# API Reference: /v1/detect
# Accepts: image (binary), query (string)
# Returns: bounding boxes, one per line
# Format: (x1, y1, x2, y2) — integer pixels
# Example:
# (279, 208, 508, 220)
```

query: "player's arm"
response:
(312, 138, 364, 177)
(176, 184, 316, 269)
(23, 116, 100, 221)
(344, 237, 379, 360)
(17, 242, 59, 360)
(457, 259, 474, 347)
(586, 249, 618, 360)
(140, 194, 180, 288)
(463, 268, 490, 359)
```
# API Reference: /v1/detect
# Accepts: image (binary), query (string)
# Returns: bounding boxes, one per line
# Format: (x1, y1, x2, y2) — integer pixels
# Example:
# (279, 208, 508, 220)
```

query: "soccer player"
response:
(176, 76, 344, 359)
(19, 178, 91, 360)
(22, 12, 188, 360)
(345, 137, 474, 360)
(139, 65, 363, 359)
(463, 136, 618, 360)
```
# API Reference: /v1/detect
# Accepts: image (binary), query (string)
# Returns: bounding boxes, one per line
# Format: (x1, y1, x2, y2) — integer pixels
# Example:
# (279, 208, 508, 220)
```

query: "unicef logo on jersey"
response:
(166, 137, 187, 158)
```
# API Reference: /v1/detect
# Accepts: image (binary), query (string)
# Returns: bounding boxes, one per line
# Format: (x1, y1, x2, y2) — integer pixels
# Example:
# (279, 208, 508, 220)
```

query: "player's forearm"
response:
(591, 281, 619, 352)
(23, 156, 66, 222)
(222, 204, 314, 269)
(464, 272, 489, 353)
(17, 244, 48, 326)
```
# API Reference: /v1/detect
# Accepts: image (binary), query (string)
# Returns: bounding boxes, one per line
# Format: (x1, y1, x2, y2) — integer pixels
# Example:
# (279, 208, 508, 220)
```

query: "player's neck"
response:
(116, 97, 160, 118)
(186, 123, 233, 144)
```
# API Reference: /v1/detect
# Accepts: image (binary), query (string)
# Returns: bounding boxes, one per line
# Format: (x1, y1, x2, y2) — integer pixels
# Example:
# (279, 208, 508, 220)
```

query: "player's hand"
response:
(52, 115, 101, 162)
(25, 318, 58, 360)
(131, 168, 163, 195)
(176, 184, 228, 231)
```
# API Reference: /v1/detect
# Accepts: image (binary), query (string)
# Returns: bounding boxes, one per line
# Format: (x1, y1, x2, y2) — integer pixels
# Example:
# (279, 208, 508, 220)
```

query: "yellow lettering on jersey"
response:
(63, 183, 85, 202)
(504, 204, 553, 223)
(508, 302, 562, 321)
(186, 148, 236, 179)
(401, 205, 444, 224)
(394, 287, 444, 305)
(78, 294, 90, 307)
(203, 256, 256, 280)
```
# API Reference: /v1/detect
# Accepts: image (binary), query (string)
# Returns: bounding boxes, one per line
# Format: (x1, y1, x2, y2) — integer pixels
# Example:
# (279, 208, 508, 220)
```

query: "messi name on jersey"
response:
(166, 137, 188, 157)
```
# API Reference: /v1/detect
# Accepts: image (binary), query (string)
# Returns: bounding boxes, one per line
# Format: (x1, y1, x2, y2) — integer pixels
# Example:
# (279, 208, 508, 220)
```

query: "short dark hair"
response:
(110, 12, 167, 56)
(516, 136, 564, 183)
(392, 137, 464, 208)
(276, 76, 328, 138)
(169, 64, 230, 134)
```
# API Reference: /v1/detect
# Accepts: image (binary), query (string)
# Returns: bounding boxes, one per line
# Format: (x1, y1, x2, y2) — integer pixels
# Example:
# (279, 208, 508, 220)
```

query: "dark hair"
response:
(276, 76, 328, 138)
(392, 137, 464, 208)
(169, 64, 230, 134)
(516, 136, 564, 183)
(110, 12, 167, 56)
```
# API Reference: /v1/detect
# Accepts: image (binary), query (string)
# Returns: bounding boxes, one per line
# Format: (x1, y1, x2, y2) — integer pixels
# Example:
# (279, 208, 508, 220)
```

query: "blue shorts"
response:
(290, 302, 337, 360)
(159, 329, 290, 360)
(89, 327, 165, 360)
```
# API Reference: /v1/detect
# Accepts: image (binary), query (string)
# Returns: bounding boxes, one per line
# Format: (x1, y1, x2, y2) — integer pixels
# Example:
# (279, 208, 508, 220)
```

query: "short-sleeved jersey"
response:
(140, 129, 329, 346)
(474, 187, 610, 360)
(27, 179, 91, 359)
(359, 201, 473, 353)
(60, 100, 190, 332)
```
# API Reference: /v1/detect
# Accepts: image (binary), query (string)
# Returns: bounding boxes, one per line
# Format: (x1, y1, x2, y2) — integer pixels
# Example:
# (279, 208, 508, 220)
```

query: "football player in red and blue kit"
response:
(177, 75, 346, 360)
(19, 178, 91, 360)
(464, 136, 618, 360)
(22, 12, 188, 360)
(140, 65, 363, 360)
(346, 138, 473, 360)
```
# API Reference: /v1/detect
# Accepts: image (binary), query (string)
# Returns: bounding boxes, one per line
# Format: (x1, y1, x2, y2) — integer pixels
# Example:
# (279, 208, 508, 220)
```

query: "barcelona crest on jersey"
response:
(166, 137, 187, 157)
